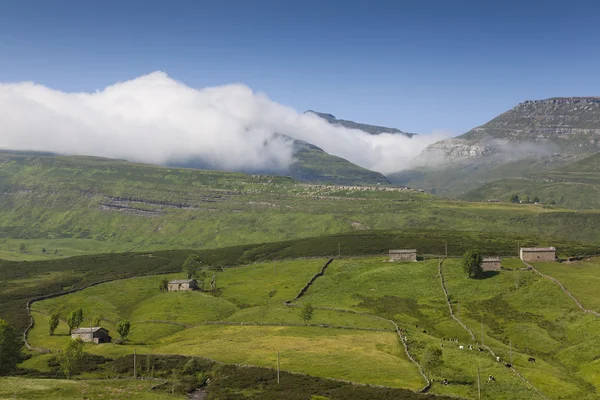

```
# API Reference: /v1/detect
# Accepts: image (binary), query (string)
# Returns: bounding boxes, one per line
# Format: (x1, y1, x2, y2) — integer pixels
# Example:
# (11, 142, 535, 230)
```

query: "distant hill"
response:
(288, 140, 390, 185)
(390, 97, 600, 197)
(463, 152, 600, 209)
(168, 134, 390, 186)
(305, 110, 416, 137)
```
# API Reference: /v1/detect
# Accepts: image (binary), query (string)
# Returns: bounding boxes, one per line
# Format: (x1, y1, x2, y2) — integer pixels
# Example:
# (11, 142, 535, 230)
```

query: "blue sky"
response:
(1, 0, 599, 135)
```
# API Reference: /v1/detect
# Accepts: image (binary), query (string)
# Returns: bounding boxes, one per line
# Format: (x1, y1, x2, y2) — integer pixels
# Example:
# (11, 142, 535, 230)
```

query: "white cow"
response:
(459, 345, 464, 350)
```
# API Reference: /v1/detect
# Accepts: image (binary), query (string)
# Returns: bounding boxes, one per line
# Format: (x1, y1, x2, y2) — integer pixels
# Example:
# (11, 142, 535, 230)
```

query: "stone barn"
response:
(168, 279, 199, 291)
(389, 249, 417, 262)
(71, 327, 111, 344)
(481, 257, 501, 271)
(520, 247, 556, 262)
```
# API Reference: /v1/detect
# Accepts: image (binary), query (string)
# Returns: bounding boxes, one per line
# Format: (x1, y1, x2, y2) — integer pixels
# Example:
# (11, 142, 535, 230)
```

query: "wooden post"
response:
(445, 241, 448, 257)
(477, 365, 481, 400)
(338, 242, 340, 258)
(277, 351, 280, 384)
(510, 339, 512, 365)
(481, 320, 484, 346)
(274, 260, 276, 277)
(134, 349, 137, 379)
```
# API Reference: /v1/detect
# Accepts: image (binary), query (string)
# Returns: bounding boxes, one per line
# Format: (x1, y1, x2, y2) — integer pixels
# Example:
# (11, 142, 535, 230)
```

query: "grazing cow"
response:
(505, 363, 512, 368)
(423, 330, 427, 334)
(478, 347, 484, 352)
(488, 375, 495, 383)
(468, 345, 473, 350)
(458, 345, 464, 350)
(442, 378, 449, 385)
(496, 357, 501, 362)
(528, 357, 536, 363)
(440, 344, 444, 348)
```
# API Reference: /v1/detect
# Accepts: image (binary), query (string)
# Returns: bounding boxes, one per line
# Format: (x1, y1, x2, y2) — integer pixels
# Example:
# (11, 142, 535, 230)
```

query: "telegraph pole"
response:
(134, 349, 137, 379)
(477, 365, 481, 400)
(481, 320, 484, 346)
(510, 339, 513, 365)
(277, 351, 280, 384)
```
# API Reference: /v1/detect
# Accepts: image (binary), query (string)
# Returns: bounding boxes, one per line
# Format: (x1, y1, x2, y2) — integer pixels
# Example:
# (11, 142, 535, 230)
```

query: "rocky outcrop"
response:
(421, 97, 600, 163)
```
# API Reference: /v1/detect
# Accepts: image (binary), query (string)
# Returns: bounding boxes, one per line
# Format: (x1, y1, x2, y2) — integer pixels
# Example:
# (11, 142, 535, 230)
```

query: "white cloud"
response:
(0, 71, 448, 175)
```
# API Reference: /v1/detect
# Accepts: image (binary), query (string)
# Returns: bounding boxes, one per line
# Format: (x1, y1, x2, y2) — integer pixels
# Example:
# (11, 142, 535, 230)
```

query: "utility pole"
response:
(457, 299, 460, 317)
(277, 351, 280, 384)
(481, 320, 484, 346)
(445, 241, 448, 257)
(477, 365, 481, 400)
(134, 349, 137, 379)
(510, 339, 513, 365)
(338, 242, 341, 258)
(274, 260, 276, 277)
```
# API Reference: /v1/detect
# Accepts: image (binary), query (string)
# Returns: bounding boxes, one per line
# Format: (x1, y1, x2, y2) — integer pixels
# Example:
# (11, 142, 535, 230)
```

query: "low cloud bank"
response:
(0, 71, 448, 174)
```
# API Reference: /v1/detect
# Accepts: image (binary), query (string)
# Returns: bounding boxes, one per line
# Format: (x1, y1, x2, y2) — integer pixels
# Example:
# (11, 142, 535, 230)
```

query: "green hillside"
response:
(287, 140, 391, 185)
(19, 255, 600, 399)
(3, 151, 600, 261)
(462, 153, 600, 208)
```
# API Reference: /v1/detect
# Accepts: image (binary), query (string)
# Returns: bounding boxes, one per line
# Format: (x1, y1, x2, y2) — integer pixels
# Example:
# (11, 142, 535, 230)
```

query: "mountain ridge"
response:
(305, 110, 416, 137)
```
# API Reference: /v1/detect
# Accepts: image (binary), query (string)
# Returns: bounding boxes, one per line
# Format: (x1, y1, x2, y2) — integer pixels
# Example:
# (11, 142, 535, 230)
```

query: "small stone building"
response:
(168, 279, 199, 291)
(520, 247, 556, 262)
(71, 327, 111, 344)
(389, 249, 417, 262)
(481, 257, 501, 271)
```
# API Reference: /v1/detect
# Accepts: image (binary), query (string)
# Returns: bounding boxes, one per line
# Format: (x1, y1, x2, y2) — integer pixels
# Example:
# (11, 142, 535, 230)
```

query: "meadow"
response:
(0, 377, 180, 399)
(19, 254, 600, 399)
(2, 151, 600, 261)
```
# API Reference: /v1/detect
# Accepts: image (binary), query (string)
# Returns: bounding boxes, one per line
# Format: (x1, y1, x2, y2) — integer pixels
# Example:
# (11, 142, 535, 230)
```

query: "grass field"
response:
(3, 151, 600, 262)
(12, 252, 600, 399)
(0, 377, 182, 399)
(533, 257, 600, 312)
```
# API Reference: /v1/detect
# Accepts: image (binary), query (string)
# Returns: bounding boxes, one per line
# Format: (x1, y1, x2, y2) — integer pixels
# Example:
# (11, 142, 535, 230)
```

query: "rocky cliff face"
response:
(424, 97, 600, 163)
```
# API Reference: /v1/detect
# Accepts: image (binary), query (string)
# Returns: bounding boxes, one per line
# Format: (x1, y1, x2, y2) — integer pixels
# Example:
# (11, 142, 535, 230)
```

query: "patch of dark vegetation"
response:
(206, 364, 453, 400)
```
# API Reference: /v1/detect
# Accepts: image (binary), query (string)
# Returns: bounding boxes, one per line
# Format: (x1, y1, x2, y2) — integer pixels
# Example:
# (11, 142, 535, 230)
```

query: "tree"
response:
(462, 250, 483, 279)
(41, 248, 47, 254)
(422, 346, 444, 372)
(159, 278, 169, 292)
(67, 309, 84, 334)
(58, 338, 84, 379)
(533, 196, 540, 203)
(48, 311, 60, 335)
(19, 243, 26, 253)
(182, 255, 202, 279)
(91, 314, 103, 326)
(0, 319, 21, 375)
(116, 320, 131, 341)
(299, 303, 314, 325)
(54, 249, 58, 255)
(508, 194, 519, 203)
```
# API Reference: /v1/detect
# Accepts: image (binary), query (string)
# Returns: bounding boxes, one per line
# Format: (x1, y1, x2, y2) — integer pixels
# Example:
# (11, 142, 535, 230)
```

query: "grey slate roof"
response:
(72, 327, 108, 334)
(168, 279, 197, 284)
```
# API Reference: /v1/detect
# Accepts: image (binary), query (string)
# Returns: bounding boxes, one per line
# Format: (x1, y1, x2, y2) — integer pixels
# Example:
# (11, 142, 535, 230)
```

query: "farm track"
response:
(437, 259, 549, 400)
(523, 260, 600, 317)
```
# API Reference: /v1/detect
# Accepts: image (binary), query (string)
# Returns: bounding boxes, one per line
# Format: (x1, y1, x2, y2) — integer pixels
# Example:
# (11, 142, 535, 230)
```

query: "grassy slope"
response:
(22, 255, 600, 398)
(462, 153, 600, 208)
(0, 377, 180, 400)
(289, 145, 391, 185)
(3, 152, 600, 259)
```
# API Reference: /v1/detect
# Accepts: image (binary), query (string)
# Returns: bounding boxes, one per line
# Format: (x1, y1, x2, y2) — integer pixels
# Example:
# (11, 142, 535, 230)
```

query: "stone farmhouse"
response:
(71, 327, 111, 344)
(168, 279, 199, 291)
(481, 257, 501, 271)
(520, 247, 556, 262)
(389, 249, 417, 262)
